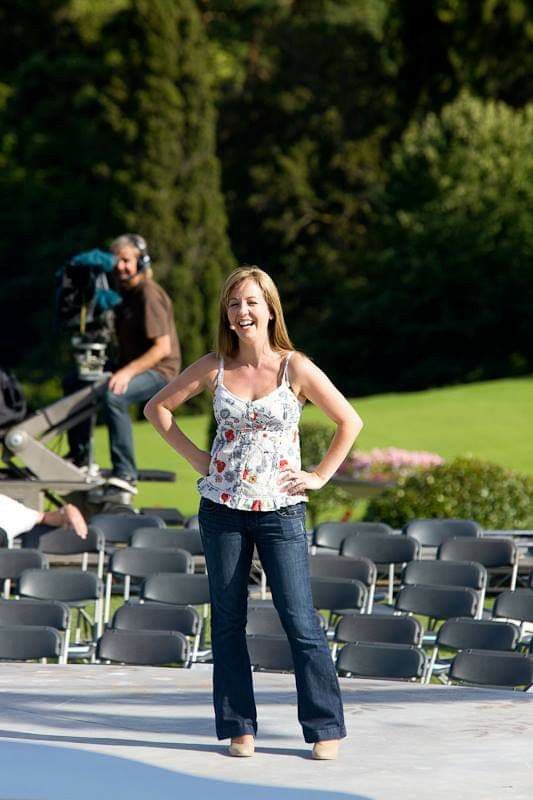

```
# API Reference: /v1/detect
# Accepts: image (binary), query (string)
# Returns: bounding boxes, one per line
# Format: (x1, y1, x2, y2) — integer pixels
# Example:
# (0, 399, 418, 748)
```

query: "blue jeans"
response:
(198, 497, 346, 743)
(104, 369, 167, 481)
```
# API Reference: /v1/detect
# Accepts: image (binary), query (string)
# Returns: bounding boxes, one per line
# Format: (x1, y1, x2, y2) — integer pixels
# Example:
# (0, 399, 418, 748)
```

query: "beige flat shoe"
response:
(311, 740, 340, 760)
(228, 738, 255, 757)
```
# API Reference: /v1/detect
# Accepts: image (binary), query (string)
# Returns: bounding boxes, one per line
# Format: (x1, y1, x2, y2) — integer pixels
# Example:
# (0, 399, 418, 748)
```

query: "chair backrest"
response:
(96, 629, 188, 665)
(436, 618, 520, 652)
(0, 528, 8, 549)
(403, 518, 481, 547)
(493, 590, 533, 624)
(0, 598, 69, 631)
(141, 573, 210, 606)
(336, 642, 427, 681)
(184, 515, 199, 530)
(334, 614, 422, 646)
(0, 549, 47, 580)
(341, 533, 419, 565)
(395, 584, 478, 620)
(108, 547, 193, 578)
(131, 527, 204, 555)
(112, 602, 200, 636)
(19, 568, 102, 602)
(402, 560, 486, 590)
(140, 507, 185, 526)
(438, 537, 517, 567)
(449, 649, 533, 689)
(21, 525, 104, 555)
(309, 576, 367, 612)
(246, 634, 294, 671)
(90, 513, 164, 544)
(314, 521, 393, 552)
(246, 606, 286, 636)
(309, 555, 376, 587)
(0, 625, 62, 661)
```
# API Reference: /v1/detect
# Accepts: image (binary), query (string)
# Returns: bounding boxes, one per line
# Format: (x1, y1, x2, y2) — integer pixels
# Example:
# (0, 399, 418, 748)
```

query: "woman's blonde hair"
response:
(217, 266, 294, 358)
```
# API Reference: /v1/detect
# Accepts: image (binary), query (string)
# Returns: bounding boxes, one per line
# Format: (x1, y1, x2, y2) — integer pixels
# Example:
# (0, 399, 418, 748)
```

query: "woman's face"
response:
(227, 278, 272, 342)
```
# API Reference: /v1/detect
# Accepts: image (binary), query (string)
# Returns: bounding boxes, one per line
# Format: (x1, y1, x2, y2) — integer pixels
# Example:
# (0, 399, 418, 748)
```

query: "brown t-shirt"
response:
(114, 278, 181, 382)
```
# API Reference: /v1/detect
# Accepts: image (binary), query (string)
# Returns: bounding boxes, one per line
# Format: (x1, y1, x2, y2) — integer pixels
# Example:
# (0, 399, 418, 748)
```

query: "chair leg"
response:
(104, 573, 112, 624)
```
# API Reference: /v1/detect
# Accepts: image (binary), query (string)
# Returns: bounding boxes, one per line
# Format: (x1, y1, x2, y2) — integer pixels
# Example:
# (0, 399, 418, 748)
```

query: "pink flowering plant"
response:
(336, 447, 444, 484)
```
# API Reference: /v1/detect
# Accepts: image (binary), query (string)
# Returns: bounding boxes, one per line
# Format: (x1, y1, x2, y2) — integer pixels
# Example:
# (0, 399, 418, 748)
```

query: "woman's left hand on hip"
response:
(278, 467, 326, 494)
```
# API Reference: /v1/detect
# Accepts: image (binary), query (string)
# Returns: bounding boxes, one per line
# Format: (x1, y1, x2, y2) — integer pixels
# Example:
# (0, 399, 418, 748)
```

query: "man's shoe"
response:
(311, 740, 340, 760)
(106, 476, 138, 495)
(228, 737, 255, 757)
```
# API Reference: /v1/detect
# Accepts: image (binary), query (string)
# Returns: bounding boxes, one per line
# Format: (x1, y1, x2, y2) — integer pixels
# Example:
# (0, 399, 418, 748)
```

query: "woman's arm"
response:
(280, 353, 363, 496)
(144, 353, 218, 475)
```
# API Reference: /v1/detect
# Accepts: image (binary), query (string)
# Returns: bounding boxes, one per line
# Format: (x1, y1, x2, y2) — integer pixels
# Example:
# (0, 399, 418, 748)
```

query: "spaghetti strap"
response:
(282, 352, 293, 385)
(217, 357, 224, 387)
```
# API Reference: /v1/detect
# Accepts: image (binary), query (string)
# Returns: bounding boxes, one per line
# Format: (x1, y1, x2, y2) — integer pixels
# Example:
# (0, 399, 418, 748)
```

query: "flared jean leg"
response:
(198, 500, 257, 740)
(254, 506, 346, 744)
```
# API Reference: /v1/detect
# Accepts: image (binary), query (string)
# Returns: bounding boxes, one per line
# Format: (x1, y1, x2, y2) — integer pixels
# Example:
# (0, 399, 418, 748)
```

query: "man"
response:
(104, 234, 181, 493)
(0, 493, 87, 546)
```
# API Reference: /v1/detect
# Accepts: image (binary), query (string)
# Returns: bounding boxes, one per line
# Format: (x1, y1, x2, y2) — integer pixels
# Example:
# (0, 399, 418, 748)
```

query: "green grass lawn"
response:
(92, 375, 533, 517)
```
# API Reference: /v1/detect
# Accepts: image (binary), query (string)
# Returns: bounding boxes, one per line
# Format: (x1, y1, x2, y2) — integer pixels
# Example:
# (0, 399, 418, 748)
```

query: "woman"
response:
(144, 266, 363, 760)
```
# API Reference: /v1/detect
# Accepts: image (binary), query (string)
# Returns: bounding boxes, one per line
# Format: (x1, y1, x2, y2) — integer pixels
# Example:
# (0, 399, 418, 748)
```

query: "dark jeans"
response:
(198, 497, 346, 743)
(104, 369, 166, 481)
(64, 369, 166, 480)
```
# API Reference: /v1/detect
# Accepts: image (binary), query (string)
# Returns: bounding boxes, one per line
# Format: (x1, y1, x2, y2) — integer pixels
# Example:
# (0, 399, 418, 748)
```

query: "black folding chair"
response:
(312, 521, 393, 555)
(336, 641, 427, 682)
(403, 518, 481, 548)
(90, 513, 164, 552)
(21, 525, 106, 579)
(0, 625, 62, 663)
(492, 590, 533, 647)
(309, 555, 377, 612)
(18, 568, 104, 656)
(449, 649, 533, 690)
(425, 617, 520, 684)
(332, 613, 422, 659)
(0, 528, 8, 549)
(0, 549, 47, 599)
(140, 573, 210, 661)
(96, 628, 188, 666)
(246, 634, 294, 672)
(402, 560, 487, 619)
(438, 537, 519, 592)
(245, 604, 324, 638)
(341, 533, 419, 607)
(0, 598, 70, 663)
(140, 507, 185, 526)
(395, 584, 479, 633)
(310, 576, 367, 631)
(111, 602, 200, 666)
(131, 527, 204, 556)
(104, 547, 194, 623)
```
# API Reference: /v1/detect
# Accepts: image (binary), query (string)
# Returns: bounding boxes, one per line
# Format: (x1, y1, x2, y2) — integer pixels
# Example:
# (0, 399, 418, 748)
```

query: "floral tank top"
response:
(197, 353, 307, 511)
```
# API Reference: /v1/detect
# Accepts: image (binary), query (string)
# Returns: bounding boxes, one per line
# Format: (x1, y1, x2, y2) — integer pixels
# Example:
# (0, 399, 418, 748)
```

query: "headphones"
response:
(124, 233, 151, 273)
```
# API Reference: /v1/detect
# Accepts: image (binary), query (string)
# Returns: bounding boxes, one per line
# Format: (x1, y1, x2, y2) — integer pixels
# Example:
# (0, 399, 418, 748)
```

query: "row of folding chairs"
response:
(0, 571, 211, 664)
(311, 526, 520, 606)
(312, 518, 481, 553)
(245, 632, 533, 691)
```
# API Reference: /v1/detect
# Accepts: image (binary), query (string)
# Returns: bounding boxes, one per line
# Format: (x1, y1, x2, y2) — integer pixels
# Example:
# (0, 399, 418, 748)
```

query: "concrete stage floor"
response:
(0, 664, 531, 800)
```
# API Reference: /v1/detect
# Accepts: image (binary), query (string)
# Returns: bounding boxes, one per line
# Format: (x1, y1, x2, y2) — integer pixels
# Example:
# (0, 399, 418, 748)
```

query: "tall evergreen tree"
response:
(101, 0, 233, 376)
(0, 0, 232, 408)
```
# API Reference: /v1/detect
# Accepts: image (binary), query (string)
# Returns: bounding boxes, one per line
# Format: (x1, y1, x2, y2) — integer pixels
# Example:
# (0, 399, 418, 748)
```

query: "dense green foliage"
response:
(364, 456, 533, 529)
(348, 91, 533, 393)
(0, 0, 232, 407)
(1, 0, 532, 400)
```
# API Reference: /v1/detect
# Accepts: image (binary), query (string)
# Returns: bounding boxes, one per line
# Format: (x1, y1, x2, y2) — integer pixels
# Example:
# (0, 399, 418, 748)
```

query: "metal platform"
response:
(0, 664, 531, 799)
